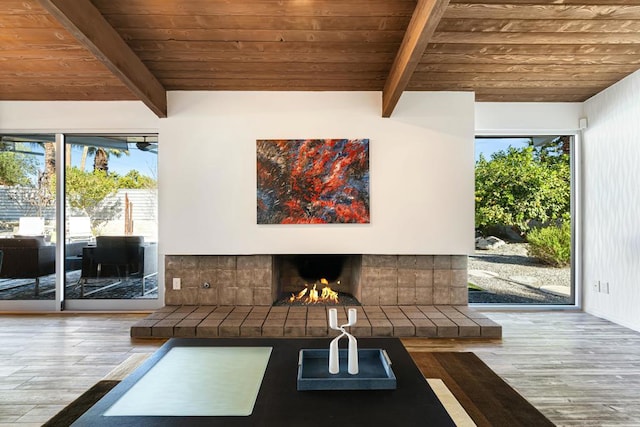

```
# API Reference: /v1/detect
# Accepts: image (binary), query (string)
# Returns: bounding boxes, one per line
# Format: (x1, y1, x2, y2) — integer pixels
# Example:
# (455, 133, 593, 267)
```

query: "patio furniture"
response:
(0, 236, 53, 296)
(80, 236, 157, 296)
(0, 237, 86, 296)
(67, 216, 93, 242)
(17, 217, 45, 236)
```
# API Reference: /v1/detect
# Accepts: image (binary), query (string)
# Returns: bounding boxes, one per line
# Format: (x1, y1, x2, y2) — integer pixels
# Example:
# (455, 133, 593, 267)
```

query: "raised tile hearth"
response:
(130, 305, 501, 339)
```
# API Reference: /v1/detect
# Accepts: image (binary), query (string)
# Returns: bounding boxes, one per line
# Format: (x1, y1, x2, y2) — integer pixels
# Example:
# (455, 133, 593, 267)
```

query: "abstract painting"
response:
(257, 139, 370, 224)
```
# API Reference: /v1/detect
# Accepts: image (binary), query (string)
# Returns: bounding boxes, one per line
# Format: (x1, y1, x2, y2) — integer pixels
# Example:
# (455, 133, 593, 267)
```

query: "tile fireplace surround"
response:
(131, 254, 502, 339)
(164, 254, 469, 307)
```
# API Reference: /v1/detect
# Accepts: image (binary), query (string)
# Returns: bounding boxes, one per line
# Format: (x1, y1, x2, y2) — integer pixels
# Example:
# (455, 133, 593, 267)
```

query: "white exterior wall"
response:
(582, 70, 640, 332)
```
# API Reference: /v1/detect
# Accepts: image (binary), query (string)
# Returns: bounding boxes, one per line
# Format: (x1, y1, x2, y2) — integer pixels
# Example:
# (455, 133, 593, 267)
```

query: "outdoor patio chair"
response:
(67, 216, 93, 242)
(80, 236, 157, 296)
(17, 217, 45, 236)
(0, 236, 54, 296)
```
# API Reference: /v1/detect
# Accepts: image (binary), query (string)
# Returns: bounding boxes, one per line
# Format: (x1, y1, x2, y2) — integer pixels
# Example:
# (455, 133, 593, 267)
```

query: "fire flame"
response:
(289, 278, 339, 304)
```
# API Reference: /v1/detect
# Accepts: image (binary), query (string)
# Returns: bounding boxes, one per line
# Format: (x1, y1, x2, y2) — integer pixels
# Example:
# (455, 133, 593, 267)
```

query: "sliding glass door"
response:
(0, 134, 58, 309)
(64, 135, 158, 305)
(0, 133, 159, 311)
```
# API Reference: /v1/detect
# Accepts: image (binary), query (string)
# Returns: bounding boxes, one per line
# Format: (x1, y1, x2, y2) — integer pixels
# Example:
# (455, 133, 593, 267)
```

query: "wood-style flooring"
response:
(0, 311, 639, 426)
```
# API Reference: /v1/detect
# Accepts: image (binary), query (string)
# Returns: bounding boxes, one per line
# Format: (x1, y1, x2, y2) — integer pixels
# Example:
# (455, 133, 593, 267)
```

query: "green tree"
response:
(0, 150, 38, 186)
(115, 170, 157, 189)
(65, 167, 120, 233)
(475, 142, 570, 236)
(80, 146, 128, 172)
(1, 143, 53, 217)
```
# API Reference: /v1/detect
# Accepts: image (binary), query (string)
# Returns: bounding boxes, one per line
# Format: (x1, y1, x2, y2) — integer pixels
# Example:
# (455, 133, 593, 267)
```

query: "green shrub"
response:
(475, 144, 570, 234)
(468, 282, 484, 292)
(527, 222, 571, 267)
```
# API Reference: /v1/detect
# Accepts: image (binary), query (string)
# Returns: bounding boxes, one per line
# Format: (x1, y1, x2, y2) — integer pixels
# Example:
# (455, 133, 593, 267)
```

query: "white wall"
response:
(0, 101, 159, 132)
(160, 91, 475, 255)
(582, 70, 640, 332)
(476, 102, 583, 135)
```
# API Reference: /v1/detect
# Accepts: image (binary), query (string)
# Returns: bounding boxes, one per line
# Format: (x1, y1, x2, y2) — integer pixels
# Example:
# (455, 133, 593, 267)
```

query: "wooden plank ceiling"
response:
(1, 0, 640, 117)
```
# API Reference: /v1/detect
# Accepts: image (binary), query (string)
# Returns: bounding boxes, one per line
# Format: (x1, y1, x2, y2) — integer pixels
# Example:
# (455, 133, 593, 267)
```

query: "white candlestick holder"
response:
(328, 308, 359, 375)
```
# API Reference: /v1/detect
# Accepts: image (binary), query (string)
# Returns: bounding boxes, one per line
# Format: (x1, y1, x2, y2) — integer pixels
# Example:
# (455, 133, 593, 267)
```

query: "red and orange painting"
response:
(257, 139, 370, 224)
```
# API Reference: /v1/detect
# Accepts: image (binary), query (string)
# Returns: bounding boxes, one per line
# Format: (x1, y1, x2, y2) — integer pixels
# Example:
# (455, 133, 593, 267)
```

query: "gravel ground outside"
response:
(468, 242, 572, 304)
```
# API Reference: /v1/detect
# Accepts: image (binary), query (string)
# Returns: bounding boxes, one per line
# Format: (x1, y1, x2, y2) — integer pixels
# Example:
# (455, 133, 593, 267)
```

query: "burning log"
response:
(289, 278, 339, 304)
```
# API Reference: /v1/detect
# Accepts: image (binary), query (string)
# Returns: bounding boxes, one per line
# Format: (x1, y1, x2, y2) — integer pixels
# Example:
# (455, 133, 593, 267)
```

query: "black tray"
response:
(297, 348, 396, 391)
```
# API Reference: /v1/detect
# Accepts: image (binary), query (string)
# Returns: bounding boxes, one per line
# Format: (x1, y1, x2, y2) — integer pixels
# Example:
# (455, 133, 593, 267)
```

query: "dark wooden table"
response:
(73, 337, 455, 426)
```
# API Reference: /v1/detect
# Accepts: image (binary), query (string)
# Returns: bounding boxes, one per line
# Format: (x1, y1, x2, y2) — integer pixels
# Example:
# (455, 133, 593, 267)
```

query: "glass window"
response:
(0, 134, 57, 300)
(64, 135, 158, 300)
(471, 136, 573, 305)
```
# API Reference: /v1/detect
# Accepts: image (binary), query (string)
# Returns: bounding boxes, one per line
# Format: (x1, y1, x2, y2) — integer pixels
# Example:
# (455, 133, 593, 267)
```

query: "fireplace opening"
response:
(273, 254, 361, 306)
(295, 255, 343, 282)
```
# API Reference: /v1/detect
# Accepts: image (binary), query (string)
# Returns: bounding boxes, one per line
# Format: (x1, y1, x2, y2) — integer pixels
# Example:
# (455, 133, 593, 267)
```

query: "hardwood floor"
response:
(404, 311, 640, 426)
(0, 314, 165, 426)
(0, 311, 639, 426)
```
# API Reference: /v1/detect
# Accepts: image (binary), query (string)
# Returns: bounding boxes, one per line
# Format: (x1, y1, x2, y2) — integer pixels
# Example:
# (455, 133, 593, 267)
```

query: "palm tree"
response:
(43, 143, 55, 180)
(80, 146, 129, 172)
(1, 138, 57, 216)
(93, 148, 109, 172)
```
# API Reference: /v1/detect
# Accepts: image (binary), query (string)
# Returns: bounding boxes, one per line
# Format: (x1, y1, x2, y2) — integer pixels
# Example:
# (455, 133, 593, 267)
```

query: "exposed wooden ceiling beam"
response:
(382, 0, 450, 117)
(38, 0, 167, 118)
